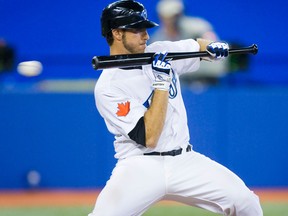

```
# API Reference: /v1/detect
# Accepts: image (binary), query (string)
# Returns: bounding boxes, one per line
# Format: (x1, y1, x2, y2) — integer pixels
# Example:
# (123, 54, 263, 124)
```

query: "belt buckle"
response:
(170, 150, 177, 156)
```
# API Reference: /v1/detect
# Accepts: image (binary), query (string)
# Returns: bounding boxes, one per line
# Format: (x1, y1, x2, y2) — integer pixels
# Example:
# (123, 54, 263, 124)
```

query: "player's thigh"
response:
(92, 156, 166, 216)
(166, 151, 260, 213)
(168, 151, 246, 193)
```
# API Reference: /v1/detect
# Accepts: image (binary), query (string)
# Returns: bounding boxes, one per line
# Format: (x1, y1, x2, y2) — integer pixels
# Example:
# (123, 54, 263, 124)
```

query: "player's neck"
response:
(110, 45, 129, 55)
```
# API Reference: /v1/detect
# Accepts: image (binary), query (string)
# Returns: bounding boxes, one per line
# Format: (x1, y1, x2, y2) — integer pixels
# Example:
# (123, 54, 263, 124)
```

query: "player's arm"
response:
(196, 38, 213, 51)
(128, 52, 171, 149)
(144, 89, 168, 148)
(145, 52, 171, 148)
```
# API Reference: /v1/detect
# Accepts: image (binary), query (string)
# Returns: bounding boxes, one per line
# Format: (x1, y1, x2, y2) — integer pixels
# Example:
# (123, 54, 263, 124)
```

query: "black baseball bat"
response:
(92, 44, 258, 70)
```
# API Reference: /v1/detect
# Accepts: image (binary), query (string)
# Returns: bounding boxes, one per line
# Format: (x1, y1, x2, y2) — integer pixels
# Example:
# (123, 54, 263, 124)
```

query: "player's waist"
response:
(143, 145, 191, 156)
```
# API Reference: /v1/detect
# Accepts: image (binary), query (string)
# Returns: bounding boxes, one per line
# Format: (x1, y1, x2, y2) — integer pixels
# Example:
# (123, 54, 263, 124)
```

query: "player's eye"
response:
(125, 29, 146, 34)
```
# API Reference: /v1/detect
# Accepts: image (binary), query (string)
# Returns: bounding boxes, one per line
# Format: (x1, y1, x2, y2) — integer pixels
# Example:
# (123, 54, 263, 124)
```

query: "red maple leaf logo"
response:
(116, 101, 130, 117)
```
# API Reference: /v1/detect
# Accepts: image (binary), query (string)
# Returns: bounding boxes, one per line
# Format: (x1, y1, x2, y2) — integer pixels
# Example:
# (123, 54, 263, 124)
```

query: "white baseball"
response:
(17, 60, 43, 77)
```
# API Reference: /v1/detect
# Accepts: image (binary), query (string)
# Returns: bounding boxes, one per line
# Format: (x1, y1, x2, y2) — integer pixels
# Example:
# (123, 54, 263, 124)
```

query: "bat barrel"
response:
(92, 57, 99, 69)
(92, 53, 154, 70)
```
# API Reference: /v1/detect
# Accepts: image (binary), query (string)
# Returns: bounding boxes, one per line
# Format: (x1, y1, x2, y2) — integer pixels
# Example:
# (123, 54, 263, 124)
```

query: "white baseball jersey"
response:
(95, 39, 200, 159)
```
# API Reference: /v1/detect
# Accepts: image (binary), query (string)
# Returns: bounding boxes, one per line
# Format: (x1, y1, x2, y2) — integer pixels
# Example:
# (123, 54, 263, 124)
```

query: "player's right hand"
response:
(151, 51, 172, 91)
(206, 42, 229, 60)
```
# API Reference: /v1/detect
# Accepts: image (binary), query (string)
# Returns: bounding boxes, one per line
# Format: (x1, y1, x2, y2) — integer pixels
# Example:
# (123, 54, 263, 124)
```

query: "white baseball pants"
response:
(88, 150, 263, 216)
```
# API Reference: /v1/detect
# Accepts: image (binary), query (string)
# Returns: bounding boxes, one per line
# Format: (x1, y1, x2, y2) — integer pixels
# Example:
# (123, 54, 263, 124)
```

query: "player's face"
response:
(122, 29, 149, 54)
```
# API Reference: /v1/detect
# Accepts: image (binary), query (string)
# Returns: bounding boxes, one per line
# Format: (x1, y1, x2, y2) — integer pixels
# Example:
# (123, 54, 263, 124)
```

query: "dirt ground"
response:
(0, 188, 287, 207)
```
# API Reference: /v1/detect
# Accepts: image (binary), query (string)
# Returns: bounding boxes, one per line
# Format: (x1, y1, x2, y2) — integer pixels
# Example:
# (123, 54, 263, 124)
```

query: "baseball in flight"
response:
(17, 60, 43, 77)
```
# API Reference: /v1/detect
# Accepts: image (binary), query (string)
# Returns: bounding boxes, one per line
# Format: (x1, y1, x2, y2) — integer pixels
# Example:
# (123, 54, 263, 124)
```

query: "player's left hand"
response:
(151, 51, 172, 91)
(206, 42, 229, 60)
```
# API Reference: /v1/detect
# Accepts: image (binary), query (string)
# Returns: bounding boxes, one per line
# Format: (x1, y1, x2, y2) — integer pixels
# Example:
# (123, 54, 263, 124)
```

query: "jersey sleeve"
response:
(95, 86, 146, 139)
(146, 39, 201, 76)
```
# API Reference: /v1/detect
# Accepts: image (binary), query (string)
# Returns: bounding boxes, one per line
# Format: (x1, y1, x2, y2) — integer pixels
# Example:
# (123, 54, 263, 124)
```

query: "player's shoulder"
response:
(95, 67, 142, 97)
(95, 69, 116, 95)
(95, 69, 112, 87)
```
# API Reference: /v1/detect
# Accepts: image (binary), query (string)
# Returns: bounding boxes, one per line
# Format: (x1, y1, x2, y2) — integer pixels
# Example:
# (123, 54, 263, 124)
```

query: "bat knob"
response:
(252, 44, 258, 55)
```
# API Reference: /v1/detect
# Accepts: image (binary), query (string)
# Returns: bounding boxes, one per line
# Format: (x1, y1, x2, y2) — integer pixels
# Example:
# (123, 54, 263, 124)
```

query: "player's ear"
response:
(112, 29, 124, 41)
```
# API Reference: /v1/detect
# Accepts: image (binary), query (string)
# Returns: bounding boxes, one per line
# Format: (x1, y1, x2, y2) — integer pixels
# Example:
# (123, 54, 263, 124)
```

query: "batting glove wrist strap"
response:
(205, 42, 229, 61)
(152, 51, 172, 91)
(152, 81, 170, 91)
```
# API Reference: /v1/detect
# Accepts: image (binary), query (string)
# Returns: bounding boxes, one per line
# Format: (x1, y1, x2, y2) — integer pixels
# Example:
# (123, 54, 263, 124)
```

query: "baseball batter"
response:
(88, 1, 263, 215)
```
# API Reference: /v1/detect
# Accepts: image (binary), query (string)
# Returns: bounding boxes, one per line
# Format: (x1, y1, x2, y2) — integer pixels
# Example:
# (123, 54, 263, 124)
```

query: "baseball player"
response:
(89, 1, 263, 215)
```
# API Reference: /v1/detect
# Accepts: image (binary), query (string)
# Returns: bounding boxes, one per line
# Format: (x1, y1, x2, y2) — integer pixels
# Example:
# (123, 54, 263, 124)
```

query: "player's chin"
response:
(138, 44, 147, 52)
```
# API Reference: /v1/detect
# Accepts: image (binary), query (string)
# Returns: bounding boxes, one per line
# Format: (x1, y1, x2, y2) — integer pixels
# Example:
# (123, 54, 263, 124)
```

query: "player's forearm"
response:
(144, 90, 169, 148)
(196, 38, 213, 51)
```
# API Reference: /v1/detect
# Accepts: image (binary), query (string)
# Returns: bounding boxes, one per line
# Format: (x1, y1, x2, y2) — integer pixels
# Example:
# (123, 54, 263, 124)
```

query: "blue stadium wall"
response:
(0, 86, 288, 189)
(0, 0, 288, 189)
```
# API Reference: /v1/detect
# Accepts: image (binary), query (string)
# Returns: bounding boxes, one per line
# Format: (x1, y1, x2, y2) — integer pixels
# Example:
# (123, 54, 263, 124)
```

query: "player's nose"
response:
(142, 30, 149, 40)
